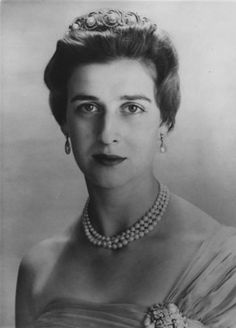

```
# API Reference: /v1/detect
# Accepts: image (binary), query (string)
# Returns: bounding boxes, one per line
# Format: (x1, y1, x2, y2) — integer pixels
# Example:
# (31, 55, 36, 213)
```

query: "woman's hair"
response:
(44, 9, 180, 131)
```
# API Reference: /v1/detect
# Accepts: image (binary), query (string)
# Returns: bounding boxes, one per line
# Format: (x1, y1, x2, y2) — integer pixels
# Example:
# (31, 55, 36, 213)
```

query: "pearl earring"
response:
(160, 133, 167, 153)
(65, 136, 71, 155)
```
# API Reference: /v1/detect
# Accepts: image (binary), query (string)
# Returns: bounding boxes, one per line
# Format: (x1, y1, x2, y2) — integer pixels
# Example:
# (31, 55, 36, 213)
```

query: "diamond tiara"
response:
(68, 9, 156, 33)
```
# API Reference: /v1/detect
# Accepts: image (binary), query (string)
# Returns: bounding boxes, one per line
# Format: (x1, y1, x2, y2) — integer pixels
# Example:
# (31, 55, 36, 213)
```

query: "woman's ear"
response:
(159, 125, 168, 153)
(159, 123, 169, 136)
(60, 122, 69, 137)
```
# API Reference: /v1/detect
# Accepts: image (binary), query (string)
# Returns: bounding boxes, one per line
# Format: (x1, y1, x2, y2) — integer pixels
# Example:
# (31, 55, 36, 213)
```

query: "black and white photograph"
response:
(1, 1, 236, 327)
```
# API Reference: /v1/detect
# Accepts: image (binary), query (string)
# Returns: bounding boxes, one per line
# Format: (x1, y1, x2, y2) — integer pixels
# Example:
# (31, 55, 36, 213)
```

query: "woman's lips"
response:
(92, 154, 127, 166)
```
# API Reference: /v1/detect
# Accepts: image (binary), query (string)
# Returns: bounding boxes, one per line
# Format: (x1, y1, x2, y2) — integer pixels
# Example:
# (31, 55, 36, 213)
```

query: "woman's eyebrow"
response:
(120, 95, 152, 103)
(70, 94, 152, 103)
(70, 94, 99, 103)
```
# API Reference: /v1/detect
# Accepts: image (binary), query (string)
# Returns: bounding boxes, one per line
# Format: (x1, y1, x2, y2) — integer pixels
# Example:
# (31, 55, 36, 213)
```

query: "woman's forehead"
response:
(67, 59, 157, 100)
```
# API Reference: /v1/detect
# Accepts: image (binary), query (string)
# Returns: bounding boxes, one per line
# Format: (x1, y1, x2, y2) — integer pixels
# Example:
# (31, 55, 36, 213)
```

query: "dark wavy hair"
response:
(44, 9, 180, 131)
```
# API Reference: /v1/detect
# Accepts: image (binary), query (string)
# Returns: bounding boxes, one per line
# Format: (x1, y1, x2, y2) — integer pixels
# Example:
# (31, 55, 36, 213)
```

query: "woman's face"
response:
(65, 58, 161, 189)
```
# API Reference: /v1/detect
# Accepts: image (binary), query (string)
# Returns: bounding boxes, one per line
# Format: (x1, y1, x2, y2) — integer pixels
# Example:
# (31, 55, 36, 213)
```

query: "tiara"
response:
(67, 9, 155, 33)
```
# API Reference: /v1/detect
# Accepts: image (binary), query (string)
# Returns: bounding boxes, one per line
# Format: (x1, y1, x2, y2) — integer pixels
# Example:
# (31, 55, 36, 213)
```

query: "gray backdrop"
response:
(1, 1, 236, 327)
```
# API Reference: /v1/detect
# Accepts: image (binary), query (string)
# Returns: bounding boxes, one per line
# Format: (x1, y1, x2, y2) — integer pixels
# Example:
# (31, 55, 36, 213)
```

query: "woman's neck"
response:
(85, 173, 160, 237)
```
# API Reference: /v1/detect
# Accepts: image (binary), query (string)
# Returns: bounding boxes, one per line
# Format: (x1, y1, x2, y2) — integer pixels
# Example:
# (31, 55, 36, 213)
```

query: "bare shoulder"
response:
(167, 192, 221, 239)
(18, 234, 70, 282)
(16, 233, 71, 292)
(15, 234, 70, 327)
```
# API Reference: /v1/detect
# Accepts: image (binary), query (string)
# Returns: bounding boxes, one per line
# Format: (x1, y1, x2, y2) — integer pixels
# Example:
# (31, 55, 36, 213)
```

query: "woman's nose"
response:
(98, 112, 120, 145)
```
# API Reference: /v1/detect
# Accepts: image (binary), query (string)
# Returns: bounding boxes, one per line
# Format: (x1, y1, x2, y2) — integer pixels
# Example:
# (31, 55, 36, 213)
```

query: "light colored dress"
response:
(34, 225, 236, 328)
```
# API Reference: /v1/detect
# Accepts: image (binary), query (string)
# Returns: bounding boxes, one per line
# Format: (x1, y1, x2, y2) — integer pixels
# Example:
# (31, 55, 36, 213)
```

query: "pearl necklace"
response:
(82, 183, 170, 250)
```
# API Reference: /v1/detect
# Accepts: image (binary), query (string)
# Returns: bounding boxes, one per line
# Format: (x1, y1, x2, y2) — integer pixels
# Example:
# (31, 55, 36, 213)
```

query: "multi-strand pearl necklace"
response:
(82, 183, 170, 250)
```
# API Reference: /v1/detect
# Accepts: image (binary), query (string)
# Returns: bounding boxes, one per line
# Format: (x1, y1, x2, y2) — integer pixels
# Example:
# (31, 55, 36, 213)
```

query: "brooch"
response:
(144, 303, 188, 328)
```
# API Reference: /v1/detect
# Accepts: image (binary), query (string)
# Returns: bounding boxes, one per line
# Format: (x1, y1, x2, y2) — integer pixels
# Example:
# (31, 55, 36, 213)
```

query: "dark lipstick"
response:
(93, 154, 126, 166)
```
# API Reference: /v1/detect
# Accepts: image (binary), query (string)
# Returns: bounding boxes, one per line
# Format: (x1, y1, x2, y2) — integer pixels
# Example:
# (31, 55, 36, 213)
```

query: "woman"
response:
(15, 8, 236, 328)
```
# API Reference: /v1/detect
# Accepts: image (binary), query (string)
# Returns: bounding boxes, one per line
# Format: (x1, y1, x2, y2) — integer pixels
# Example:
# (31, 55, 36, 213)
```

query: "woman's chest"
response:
(33, 236, 201, 316)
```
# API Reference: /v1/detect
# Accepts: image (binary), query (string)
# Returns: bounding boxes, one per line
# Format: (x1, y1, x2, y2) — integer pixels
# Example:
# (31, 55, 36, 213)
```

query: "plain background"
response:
(1, 1, 236, 326)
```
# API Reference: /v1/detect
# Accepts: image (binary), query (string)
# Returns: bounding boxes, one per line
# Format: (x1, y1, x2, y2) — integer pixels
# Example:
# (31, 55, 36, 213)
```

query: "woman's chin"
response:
(85, 170, 134, 190)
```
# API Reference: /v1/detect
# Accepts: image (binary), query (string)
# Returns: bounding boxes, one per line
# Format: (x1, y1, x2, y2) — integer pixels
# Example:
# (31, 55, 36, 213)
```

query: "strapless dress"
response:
(35, 225, 236, 328)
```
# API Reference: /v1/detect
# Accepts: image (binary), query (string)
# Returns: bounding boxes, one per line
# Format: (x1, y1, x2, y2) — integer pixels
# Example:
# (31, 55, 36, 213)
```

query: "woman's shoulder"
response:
(167, 191, 236, 257)
(169, 192, 236, 281)
(167, 192, 222, 240)
(19, 233, 71, 278)
(166, 195, 236, 326)
(16, 233, 74, 324)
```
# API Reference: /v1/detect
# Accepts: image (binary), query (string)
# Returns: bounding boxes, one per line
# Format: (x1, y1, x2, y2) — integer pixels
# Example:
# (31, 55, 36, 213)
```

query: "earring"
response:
(65, 135, 71, 155)
(160, 133, 167, 153)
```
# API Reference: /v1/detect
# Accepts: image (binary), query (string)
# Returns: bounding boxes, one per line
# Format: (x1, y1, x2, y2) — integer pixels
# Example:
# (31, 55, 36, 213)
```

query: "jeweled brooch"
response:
(144, 303, 188, 328)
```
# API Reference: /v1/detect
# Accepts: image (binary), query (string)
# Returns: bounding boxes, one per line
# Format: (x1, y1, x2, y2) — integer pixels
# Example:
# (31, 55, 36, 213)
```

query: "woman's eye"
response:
(123, 104, 145, 114)
(77, 103, 99, 113)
